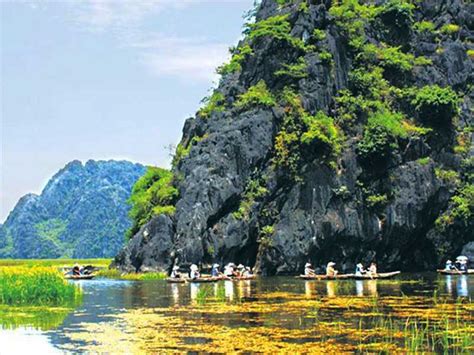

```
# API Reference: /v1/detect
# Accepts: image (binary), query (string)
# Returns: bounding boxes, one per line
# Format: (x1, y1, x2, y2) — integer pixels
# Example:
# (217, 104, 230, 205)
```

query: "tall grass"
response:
(0, 267, 80, 306)
(0, 258, 112, 268)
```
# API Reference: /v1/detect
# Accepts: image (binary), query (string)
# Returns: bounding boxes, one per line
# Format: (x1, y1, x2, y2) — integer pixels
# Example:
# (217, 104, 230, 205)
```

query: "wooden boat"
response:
(233, 275, 256, 281)
(65, 274, 95, 280)
(437, 269, 474, 275)
(351, 271, 401, 280)
(186, 276, 224, 283)
(298, 274, 354, 280)
(166, 277, 186, 283)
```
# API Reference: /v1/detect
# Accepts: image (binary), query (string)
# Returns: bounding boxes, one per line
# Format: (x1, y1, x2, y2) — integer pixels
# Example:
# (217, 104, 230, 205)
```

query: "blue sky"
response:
(1, 0, 254, 222)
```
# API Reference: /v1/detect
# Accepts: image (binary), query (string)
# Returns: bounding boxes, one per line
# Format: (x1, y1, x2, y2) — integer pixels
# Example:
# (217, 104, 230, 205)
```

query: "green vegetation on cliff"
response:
(127, 167, 178, 238)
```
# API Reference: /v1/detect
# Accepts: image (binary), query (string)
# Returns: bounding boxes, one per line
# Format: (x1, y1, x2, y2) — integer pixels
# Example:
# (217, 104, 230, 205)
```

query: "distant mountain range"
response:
(0, 160, 145, 258)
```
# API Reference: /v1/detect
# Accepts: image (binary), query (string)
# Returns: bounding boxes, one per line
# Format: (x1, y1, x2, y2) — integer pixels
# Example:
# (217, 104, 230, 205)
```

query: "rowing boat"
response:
(65, 274, 95, 280)
(166, 277, 186, 283)
(233, 275, 256, 281)
(186, 277, 224, 283)
(437, 269, 474, 275)
(298, 274, 354, 280)
(351, 271, 401, 280)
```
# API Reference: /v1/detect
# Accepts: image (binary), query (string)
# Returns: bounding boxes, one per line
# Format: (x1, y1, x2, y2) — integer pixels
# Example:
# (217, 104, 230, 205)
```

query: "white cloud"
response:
(130, 34, 230, 81)
(75, 0, 196, 32)
(69, 0, 232, 82)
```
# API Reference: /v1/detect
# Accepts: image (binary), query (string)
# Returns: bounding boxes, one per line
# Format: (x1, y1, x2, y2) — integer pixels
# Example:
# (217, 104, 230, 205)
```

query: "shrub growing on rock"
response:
(246, 14, 311, 52)
(357, 111, 406, 162)
(217, 44, 253, 75)
(198, 91, 225, 119)
(377, 0, 414, 29)
(127, 167, 178, 238)
(411, 85, 459, 125)
(301, 111, 342, 159)
(235, 80, 276, 110)
(275, 57, 308, 79)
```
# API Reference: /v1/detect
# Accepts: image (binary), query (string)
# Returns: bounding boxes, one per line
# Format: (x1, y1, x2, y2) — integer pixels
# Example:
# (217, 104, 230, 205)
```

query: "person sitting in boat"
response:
(304, 262, 315, 276)
(189, 264, 200, 280)
(368, 262, 377, 276)
(444, 260, 454, 271)
(242, 266, 253, 277)
(211, 263, 220, 277)
(237, 264, 245, 276)
(355, 263, 366, 276)
(170, 265, 181, 278)
(72, 263, 82, 276)
(223, 263, 235, 277)
(326, 262, 338, 277)
(456, 256, 468, 272)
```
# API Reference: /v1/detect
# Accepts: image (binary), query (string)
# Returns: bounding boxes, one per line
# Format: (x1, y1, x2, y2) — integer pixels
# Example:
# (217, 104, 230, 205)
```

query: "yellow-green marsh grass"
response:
(0, 258, 112, 268)
(0, 267, 80, 306)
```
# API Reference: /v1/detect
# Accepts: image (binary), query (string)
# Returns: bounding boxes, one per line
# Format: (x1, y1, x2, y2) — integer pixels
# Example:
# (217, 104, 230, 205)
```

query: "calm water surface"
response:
(0, 273, 472, 353)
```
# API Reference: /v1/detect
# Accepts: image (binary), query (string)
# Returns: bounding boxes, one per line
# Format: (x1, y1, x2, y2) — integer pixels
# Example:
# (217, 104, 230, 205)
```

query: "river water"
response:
(0, 273, 472, 353)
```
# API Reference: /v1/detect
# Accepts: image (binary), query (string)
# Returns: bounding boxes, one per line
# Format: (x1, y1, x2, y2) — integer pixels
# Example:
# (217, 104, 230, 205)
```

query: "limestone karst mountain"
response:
(115, 0, 473, 274)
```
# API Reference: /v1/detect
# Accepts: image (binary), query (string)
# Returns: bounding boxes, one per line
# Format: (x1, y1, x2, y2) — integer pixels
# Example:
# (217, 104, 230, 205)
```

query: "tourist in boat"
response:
(211, 263, 220, 277)
(456, 256, 468, 272)
(355, 263, 366, 276)
(189, 264, 200, 280)
(170, 265, 181, 279)
(242, 266, 253, 277)
(237, 264, 245, 276)
(326, 262, 338, 277)
(72, 263, 82, 276)
(304, 262, 315, 276)
(223, 263, 235, 277)
(444, 260, 454, 271)
(368, 262, 377, 276)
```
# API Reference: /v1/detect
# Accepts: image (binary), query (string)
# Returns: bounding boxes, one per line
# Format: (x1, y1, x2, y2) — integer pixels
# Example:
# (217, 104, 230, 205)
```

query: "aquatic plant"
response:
(0, 267, 79, 306)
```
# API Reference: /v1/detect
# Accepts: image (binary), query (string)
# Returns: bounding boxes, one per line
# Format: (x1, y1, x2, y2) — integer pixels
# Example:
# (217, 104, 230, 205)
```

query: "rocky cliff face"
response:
(115, 0, 473, 274)
(0, 160, 145, 258)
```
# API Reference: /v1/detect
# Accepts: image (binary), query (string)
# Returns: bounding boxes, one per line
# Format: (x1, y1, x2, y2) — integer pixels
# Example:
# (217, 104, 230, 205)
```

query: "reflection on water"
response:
(224, 281, 234, 301)
(0, 273, 472, 353)
(457, 275, 468, 297)
(443, 275, 470, 297)
(356, 280, 364, 296)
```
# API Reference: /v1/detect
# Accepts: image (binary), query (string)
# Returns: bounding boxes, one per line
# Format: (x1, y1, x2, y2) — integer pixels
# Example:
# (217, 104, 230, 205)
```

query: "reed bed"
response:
(0, 258, 112, 268)
(0, 267, 80, 306)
